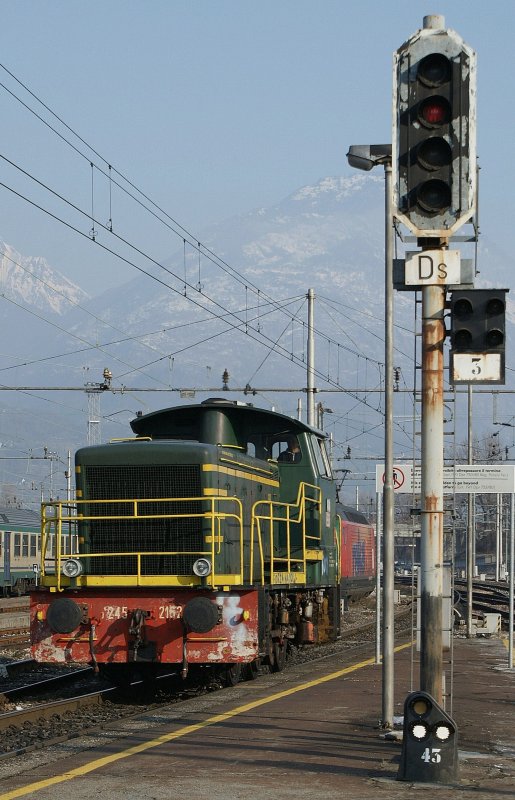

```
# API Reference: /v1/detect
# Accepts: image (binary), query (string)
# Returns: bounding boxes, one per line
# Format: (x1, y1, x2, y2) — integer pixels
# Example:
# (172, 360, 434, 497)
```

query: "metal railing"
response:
(40, 483, 324, 590)
(250, 482, 322, 583)
(41, 496, 243, 591)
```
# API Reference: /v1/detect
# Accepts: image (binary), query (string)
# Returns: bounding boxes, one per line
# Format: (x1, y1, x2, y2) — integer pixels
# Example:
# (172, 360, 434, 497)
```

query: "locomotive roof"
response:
(337, 503, 371, 525)
(131, 397, 322, 438)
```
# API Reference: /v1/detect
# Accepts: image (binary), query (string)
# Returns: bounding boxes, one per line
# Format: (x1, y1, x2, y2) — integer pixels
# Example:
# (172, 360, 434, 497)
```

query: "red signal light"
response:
(419, 97, 450, 127)
(423, 103, 445, 125)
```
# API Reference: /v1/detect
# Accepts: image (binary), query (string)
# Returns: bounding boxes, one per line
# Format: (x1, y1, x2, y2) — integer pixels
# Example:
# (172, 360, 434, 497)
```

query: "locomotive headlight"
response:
(62, 558, 83, 578)
(192, 557, 212, 577)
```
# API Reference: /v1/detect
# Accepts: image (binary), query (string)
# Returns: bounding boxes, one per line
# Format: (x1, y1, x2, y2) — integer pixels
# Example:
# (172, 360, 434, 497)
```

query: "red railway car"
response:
(338, 504, 376, 601)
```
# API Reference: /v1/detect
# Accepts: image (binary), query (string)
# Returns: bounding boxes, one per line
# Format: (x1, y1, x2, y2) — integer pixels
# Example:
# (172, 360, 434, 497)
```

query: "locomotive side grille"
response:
(81, 464, 203, 576)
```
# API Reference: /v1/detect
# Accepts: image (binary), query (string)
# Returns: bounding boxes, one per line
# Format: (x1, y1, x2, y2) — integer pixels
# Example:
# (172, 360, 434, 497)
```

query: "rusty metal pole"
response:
(420, 283, 445, 703)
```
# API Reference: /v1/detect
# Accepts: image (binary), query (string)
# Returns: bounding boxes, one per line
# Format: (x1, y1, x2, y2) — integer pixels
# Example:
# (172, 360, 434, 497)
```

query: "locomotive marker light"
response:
(393, 19, 476, 237)
(450, 288, 508, 384)
(398, 691, 459, 783)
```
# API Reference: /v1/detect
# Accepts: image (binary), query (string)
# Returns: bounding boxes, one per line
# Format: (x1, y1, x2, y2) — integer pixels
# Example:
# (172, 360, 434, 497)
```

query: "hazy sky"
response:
(0, 1, 512, 294)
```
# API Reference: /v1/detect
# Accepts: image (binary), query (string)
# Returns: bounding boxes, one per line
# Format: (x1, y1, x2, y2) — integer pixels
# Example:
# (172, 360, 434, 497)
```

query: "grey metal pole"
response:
(466, 387, 474, 637)
(495, 494, 501, 581)
(509, 492, 514, 668)
(382, 161, 395, 728)
(375, 490, 382, 665)
(306, 288, 315, 426)
(420, 283, 445, 704)
(66, 450, 72, 503)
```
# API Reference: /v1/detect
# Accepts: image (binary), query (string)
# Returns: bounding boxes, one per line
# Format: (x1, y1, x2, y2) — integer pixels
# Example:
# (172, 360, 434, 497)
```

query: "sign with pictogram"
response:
(379, 466, 406, 490)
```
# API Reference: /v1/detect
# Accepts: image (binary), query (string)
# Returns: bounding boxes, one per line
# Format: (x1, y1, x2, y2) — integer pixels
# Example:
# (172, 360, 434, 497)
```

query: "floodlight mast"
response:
(346, 143, 394, 729)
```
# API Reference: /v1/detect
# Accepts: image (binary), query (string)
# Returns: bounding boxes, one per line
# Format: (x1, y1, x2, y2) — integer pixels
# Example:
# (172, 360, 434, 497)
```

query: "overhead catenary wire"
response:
(0, 173, 385, 414)
(0, 290, 303, 375)
(0, 63, 404, 430)
(0, 64, 314, 316)
(0, 66, 393, 382)
(0, 243, 305, 375)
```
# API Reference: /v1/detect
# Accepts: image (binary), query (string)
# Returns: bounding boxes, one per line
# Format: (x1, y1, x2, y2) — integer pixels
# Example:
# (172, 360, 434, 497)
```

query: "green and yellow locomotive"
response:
(31, 398, 342, 683)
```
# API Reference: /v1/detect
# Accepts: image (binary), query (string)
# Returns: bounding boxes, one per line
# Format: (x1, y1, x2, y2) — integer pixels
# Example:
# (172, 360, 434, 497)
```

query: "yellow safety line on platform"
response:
(0, 642, 412, 800)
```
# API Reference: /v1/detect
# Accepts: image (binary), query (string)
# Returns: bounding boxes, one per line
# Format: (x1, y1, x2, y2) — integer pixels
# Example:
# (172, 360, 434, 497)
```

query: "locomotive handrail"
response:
(41, 495, 243, 591)
(334, 514, 342, 581)
(250, 481, 322, 584)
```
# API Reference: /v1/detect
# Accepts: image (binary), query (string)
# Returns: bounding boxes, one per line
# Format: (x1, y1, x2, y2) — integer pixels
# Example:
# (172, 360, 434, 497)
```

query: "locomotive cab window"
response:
(246, 434, 271, 461)
(310, 435, 332, 478)
(275, 435, 302, 463)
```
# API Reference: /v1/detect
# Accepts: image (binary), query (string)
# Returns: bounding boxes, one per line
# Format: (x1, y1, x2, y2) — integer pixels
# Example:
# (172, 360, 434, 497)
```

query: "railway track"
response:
(0, 628, 30, 645)
(0, 688, 112, 734)
(396, 575, 511, 625)
(0, 599, 30, 646)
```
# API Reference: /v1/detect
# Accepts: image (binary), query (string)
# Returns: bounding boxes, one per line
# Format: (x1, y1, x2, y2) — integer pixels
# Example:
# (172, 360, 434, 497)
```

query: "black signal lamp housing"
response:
(450, 288, 508, 385)
(393, 22, 476, 236)
(398, 691, 459, 783)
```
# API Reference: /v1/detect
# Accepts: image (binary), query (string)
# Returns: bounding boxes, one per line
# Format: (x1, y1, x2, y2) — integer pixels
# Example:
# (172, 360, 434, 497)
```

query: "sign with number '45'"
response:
(421, 747, 442, 763)
(451, 352, 503, 384)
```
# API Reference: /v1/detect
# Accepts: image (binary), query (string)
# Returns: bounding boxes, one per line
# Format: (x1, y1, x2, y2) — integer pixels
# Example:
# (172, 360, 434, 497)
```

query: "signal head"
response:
(393, 24, 476, 235)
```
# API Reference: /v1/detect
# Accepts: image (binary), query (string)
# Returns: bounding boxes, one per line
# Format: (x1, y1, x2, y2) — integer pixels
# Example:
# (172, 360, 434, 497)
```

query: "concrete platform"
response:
(0, 635, 513, 800)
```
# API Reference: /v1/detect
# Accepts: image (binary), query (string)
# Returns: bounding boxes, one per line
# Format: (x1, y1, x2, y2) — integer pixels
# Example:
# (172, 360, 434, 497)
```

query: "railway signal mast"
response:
(393, 16, 488, 720)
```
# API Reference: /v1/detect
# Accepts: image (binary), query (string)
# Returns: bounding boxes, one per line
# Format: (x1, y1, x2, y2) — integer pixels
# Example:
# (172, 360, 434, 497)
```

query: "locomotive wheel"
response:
(244, 658, 261, 680)
(98, 664, 134, 687)
(223, 663, 242, 687)
(271, 641, 287, 672)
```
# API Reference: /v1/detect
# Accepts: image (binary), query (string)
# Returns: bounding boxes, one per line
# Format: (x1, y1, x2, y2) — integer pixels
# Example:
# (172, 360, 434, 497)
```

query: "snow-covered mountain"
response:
(60, 174, 390, 380)
(0, 242, 89, 314)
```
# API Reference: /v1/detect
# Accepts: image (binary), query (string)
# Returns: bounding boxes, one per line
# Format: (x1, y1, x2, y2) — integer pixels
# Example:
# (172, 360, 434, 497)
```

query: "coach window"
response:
(22, 534, 29, 557)
(14, 533, 21, 557)
(30, 535, 37, 558)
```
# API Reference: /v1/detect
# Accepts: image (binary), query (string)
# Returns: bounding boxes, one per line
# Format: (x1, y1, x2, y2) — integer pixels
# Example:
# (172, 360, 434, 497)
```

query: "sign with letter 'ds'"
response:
(405, 250, 460, 286)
